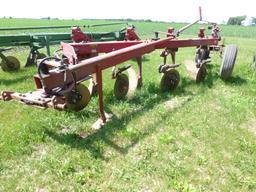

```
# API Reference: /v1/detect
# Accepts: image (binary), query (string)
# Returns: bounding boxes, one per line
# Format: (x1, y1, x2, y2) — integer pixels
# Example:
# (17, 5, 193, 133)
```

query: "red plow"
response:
(0, 8, 238, 127)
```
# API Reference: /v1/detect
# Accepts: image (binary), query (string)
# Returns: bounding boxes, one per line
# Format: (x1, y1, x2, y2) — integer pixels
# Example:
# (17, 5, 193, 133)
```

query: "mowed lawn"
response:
(0, 18, 256, 191)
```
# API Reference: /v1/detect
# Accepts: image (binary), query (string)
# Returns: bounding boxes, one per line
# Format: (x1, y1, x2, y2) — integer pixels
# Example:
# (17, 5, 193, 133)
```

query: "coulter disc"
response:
(1, 56, 20, 71)
(160, 69, 180, 92)
(65, 84, 91, 111)
(196, 65, 207, 83)
(114, 74, 129, 100)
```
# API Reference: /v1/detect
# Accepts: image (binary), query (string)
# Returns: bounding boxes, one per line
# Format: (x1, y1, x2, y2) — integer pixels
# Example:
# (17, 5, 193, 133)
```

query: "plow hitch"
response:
(0, 90, 67, 110)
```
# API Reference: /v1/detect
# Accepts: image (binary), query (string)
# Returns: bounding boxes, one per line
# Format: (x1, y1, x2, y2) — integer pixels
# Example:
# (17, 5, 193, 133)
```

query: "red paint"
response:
(198, 28, 205, 38)
(71, 27, 92, 43)
(167, 28, 175, 37)
(125, 26, 140, 41)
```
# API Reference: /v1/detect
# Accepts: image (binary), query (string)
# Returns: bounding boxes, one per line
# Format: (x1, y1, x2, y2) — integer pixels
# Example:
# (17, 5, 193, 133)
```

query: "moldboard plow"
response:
(0, 8, 238, 127)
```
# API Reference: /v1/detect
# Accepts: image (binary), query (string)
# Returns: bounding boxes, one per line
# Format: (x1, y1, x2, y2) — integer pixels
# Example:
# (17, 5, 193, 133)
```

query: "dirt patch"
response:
(180, 129, 191, 137)
(139, 188, 152, 192)
(59, 126, 70, 134)
(36, 189, 47, 192)
(31, 144, 48, 159)
(242, 119, 256, 136)
(163, 96, 192, 110)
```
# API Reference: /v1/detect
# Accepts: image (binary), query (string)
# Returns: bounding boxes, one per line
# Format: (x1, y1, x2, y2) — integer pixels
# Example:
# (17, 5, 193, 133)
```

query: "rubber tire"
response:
(160, 69, 180, 92)
(1, 56, 20, 71)
(220, 45, 238, 80)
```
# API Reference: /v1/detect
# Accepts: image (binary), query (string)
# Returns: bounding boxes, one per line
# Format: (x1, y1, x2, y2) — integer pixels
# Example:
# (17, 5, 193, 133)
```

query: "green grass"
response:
(0, 18, 256, 191)
(1, 18, 256, 38)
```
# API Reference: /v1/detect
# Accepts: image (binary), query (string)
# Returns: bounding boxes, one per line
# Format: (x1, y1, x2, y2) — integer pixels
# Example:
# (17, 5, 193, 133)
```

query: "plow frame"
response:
(0, 27, 221, 123)
(1, 7, 237, 126)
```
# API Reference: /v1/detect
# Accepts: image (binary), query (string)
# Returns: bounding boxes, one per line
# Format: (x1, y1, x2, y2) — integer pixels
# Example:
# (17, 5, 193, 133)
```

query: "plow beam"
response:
(65, 38, 219, 58)
(62, 37, 218, 76)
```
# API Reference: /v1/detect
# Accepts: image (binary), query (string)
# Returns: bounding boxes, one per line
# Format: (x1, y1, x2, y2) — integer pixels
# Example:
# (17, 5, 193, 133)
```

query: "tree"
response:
(227, 16, 246, 25)
(252, 17, 256, 25)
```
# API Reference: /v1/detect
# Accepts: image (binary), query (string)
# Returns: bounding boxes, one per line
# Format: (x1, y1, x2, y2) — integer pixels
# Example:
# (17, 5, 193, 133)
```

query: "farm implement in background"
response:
(0, 7, 238, 127)
(0, 22, 129, 71)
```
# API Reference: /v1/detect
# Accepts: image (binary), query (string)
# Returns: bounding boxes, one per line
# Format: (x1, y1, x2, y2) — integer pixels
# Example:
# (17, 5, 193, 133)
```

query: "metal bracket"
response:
(159, 64, 180, 73)
(196, 58, 211, 68)
(0, 91, 14, 101)
(112, 65, 131, 79)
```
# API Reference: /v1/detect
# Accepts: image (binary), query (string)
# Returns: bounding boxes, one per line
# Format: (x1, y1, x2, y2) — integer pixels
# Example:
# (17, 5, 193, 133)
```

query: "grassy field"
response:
(0, 18, 256, 191)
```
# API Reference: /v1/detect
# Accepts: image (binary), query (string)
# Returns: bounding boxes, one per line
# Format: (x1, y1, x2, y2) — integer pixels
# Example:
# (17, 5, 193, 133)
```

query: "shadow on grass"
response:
(223, 76, 247, 86)
(45, 64, 247, 159)
(0, 74, 31, 86)
(0, 70, 31, 86)
(202, 71, 219, 88)
(184, 64, 247, 89)
(45, 80, 195, 159)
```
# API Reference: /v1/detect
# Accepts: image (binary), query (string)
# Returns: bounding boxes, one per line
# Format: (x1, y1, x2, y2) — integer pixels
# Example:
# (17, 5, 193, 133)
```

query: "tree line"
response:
(227, 16, 256, 25)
